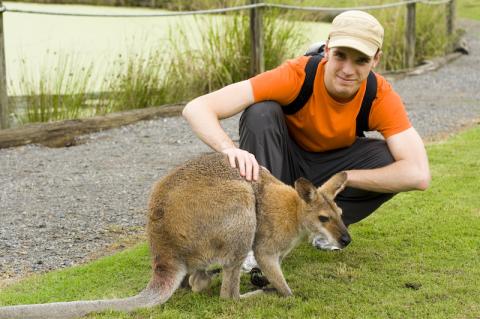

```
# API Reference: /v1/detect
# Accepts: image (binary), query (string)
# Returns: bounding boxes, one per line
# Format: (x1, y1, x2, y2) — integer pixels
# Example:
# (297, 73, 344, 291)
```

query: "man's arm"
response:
(182, 80, 260, 181)
(345, 127, 431, 193)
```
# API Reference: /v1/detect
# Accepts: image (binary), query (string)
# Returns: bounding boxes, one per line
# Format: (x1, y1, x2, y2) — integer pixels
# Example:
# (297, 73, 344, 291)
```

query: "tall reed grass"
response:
(98, 48, 170, 113)
(11, 10, 305, 124)
(162, 10, 306, 103)
(11, 52, 96, 124)
(10, 3, 453, 125)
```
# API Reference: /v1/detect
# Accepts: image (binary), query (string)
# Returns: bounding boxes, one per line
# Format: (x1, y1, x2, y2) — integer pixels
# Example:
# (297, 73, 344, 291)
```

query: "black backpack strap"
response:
(282, 50, 377, 137)
(355, 71, 377, 137)
(283, 54, 323, 115)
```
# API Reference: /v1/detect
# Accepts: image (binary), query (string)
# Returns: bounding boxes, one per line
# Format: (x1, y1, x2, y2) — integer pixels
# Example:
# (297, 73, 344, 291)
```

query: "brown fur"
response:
(0, 153, 350, 318)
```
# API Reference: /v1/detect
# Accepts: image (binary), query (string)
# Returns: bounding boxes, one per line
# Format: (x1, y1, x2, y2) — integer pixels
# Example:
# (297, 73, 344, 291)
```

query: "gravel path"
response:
(1, 20, 479, 283)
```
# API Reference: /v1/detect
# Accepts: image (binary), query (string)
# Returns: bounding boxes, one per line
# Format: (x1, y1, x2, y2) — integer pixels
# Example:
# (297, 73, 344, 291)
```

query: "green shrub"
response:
(415, 5, 449, 62)
(377, 4, 450, 71)
(152, 9, 307, 104)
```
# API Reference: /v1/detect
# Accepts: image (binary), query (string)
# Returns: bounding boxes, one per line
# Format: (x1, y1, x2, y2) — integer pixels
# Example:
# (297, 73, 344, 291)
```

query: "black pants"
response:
(239, 101, 396, 226)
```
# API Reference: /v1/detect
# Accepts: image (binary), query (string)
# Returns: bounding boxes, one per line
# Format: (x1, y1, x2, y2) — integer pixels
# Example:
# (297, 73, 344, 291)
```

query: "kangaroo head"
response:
(294, 172, 351, 250)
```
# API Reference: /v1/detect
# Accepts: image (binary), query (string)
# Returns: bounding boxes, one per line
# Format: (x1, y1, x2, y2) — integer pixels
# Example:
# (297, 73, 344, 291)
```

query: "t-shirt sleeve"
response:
(369, 75, 412, 138)
(249, 56, 309, 105)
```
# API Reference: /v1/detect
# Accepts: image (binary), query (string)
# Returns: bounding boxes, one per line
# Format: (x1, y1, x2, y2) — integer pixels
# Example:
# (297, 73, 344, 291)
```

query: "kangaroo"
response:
(0, 153, 351, 319)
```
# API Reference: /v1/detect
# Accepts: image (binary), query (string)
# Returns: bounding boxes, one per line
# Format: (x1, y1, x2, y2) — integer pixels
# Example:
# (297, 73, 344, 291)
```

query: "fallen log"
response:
(0, 104, 184, 149)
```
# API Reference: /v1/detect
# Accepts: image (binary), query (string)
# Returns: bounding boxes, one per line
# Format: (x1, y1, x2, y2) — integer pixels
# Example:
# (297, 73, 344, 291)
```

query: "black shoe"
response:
(250, 267, 269, 288)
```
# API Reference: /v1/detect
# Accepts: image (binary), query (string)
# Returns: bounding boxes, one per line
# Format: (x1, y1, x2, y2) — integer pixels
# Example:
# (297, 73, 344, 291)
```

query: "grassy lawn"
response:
(458, 0, 480, 20)
(0, 125, 479, 318)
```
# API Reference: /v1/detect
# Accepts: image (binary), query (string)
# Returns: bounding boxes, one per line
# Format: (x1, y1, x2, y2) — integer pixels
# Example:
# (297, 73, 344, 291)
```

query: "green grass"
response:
(458, 0, 480, 20)
(1, 125, 479, 318)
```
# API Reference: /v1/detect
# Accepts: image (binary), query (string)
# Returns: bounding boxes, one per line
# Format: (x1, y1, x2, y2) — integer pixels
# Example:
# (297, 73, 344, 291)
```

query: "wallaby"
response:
(0, 153, 351, 319)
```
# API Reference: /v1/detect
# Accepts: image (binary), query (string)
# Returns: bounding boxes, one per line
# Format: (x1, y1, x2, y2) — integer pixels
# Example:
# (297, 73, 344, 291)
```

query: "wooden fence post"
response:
(446, 0, 456, 51)
(250, 0, 264, 76)
(446, 0, 456, 36)
(0, 1, 8, 129)
(405, 2, 416, 69)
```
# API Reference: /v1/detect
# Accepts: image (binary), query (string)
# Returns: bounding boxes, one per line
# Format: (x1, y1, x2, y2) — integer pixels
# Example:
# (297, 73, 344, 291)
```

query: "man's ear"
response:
(319, 171, 348, 199)
(372, 50, 382, 68)
(294, 177, 317, 203)
(324, 41, 330, 60)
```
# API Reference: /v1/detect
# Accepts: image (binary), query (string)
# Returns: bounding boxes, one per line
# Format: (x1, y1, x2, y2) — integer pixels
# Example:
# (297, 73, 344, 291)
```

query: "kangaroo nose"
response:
(340, 234, 351, 247)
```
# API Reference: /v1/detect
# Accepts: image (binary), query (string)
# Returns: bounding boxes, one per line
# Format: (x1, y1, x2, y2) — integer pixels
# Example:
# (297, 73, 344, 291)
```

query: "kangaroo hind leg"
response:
(220, 263, 243, 299)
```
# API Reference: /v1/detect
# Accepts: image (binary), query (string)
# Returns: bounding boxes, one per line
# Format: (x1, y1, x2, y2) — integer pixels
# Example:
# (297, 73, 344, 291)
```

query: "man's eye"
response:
(318, 216, 330, 223)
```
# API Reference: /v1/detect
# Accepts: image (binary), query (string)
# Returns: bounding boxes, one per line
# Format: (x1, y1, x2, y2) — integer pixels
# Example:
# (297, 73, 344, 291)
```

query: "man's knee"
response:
(338, 191, 396, 226)
(355, 138, 395, 169)
(372, 139, 395, 167)
(240, 101, 284, 130)
(332, 140, 397, 226)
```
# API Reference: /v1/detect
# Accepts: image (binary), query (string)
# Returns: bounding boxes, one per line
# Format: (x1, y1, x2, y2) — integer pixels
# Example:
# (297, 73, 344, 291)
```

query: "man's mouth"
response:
(336, 75, 356, 84)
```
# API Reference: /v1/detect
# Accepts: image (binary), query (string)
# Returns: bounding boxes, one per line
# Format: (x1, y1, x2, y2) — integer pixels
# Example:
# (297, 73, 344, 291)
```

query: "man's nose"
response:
(341, 60, 355, 75)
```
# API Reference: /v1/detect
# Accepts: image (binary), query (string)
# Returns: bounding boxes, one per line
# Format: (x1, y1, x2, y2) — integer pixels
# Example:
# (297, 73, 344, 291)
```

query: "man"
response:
(183, 10, 430, 270)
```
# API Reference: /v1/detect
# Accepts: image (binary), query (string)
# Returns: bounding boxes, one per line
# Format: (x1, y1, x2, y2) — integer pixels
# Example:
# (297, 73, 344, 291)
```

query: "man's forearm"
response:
(182, 95, 260, 181)
(183, 80, 255, 153)
(183, 102, 236, 152)
(346, 159, 430, 193)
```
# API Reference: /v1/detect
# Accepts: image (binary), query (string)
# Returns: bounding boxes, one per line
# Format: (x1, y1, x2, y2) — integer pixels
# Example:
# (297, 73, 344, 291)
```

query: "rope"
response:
(265, 0, 419, 12)
(420, 0, 452, 5)
(3, 3, 265, 17)
(2, 0, 452, 17)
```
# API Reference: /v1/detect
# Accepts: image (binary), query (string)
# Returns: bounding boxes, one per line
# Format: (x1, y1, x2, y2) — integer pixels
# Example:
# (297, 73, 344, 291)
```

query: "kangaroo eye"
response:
(318, 216, 330, 223)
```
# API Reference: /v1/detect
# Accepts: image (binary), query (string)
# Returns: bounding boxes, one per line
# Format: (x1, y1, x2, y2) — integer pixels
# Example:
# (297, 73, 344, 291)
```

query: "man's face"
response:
(323, 46, 381, 103)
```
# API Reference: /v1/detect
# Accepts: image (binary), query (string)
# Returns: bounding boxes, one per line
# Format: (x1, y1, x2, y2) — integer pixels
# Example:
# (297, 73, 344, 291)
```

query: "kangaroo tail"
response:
(0, 267, 187, 319)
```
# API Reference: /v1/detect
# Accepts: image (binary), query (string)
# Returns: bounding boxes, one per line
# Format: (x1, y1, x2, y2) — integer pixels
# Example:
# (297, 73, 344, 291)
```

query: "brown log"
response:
(0, 104, 184, 149)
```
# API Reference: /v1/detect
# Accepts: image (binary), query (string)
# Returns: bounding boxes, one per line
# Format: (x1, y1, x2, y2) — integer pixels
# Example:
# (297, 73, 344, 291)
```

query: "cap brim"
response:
(328, 37, 378, 57)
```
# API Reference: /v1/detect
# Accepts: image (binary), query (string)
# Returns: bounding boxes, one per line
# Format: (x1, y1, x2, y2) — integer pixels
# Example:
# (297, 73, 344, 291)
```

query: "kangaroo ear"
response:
(320, 171, 348, 199)
(294, 177, 317, 203)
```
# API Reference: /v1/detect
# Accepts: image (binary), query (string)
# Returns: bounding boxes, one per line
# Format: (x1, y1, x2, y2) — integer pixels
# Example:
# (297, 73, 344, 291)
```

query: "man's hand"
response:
(222, 147, 260, 181)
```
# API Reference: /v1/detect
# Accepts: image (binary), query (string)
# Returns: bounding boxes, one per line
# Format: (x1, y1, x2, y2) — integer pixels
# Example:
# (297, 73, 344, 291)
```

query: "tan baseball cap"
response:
(328, 10, 384, 57)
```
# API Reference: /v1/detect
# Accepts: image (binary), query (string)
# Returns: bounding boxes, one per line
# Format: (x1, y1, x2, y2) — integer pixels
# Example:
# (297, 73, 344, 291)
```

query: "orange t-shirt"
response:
(249, 56, 411, 152)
